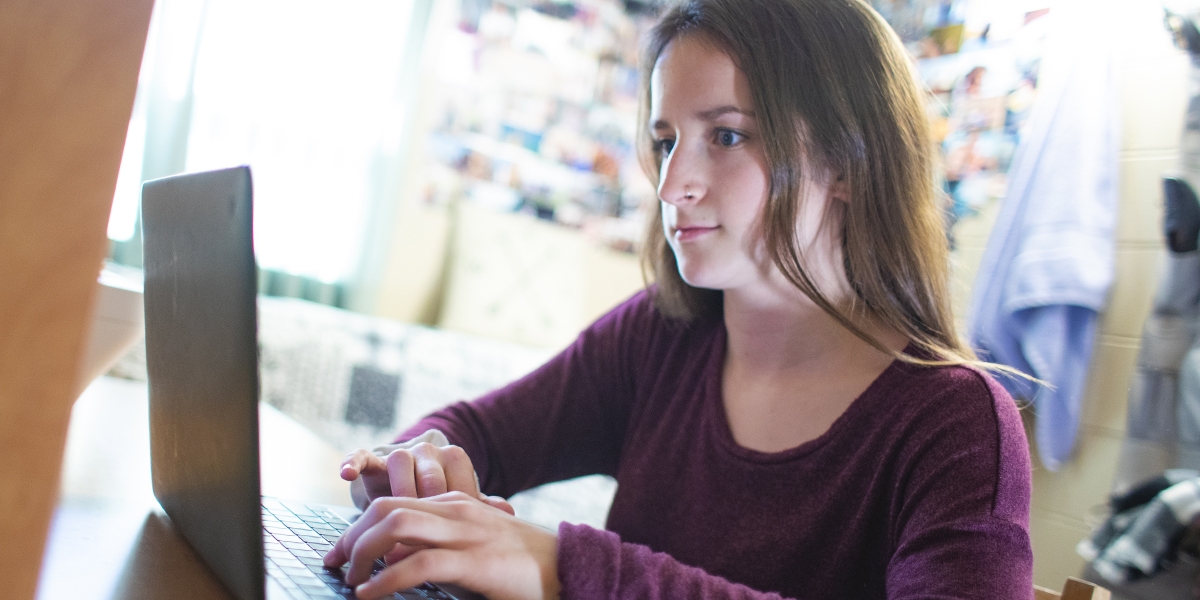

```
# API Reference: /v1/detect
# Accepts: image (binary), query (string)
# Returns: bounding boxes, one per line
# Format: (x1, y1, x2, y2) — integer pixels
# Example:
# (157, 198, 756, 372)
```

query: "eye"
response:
(653, 138, 676, 156)
(714, 128, 745, 147)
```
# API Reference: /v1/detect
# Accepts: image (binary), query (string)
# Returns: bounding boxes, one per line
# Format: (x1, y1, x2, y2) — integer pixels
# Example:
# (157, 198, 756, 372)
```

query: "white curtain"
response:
(108, 0, 417, 286)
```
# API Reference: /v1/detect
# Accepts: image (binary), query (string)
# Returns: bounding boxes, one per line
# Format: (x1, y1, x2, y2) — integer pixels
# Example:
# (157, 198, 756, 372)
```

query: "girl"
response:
(324, 0, 1034, 598)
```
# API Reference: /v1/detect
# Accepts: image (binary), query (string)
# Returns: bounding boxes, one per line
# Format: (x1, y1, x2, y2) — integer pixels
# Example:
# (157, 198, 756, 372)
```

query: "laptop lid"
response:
(141, 166, 265, 600)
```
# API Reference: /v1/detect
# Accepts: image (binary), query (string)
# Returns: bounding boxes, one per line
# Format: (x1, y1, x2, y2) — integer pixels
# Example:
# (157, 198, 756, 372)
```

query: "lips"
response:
(674, 225, 719, 242)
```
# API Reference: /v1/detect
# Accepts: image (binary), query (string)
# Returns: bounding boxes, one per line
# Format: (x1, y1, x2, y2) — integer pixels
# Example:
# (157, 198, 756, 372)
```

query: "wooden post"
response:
(0, 1, 155, 598)
(1035, 577, 1113, 600)
(1061, 577, 1112, 600)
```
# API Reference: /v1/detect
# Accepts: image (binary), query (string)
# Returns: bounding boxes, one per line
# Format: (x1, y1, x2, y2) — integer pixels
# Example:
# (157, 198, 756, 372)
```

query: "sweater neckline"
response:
(704, 323, 913, 464)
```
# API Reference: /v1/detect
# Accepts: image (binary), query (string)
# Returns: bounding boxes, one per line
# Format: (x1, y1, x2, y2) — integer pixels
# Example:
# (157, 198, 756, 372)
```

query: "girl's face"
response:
(650, 35, 844, 299)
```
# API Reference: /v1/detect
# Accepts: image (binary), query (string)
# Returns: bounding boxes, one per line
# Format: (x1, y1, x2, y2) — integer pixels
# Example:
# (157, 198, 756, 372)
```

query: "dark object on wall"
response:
(345, 365, 400, 428)
(1164, 177, 1200, 253)
(1166, 9, 1200, 55)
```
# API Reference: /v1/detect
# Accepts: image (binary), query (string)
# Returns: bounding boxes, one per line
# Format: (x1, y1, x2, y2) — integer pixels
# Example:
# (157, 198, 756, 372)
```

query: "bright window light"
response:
(186, 0, 413, 284)
(109, 0, 414, 283)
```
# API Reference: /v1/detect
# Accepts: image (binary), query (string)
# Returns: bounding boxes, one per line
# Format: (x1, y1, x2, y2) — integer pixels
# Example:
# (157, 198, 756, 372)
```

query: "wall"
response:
(951, 0, 1188, 588)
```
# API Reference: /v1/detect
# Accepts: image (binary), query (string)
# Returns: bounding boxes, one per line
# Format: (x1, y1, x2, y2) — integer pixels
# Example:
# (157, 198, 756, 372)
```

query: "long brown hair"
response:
(638, 0, 976, 366)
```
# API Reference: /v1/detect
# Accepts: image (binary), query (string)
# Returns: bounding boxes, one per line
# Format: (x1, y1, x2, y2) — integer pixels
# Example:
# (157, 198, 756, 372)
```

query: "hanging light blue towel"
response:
(968, 14, 1119, 471)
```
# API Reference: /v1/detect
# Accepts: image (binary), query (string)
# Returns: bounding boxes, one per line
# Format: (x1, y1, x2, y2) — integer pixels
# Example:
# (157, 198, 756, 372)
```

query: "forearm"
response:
(556, 524, 789, 600)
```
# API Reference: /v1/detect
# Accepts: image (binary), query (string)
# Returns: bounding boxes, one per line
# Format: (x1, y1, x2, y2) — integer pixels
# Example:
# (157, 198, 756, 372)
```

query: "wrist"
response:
(534, 526, 561, 600)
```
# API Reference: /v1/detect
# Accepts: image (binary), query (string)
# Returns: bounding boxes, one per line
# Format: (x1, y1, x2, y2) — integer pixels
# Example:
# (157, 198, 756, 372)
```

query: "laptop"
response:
(141, 166, 475, 600)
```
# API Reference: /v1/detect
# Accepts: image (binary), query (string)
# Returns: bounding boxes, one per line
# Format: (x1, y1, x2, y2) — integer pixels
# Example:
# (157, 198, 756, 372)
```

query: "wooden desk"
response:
(37, 376, 354, 599)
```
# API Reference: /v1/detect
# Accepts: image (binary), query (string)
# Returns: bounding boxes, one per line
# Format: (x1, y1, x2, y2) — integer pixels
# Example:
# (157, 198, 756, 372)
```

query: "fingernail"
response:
(356, 583, 371, 597)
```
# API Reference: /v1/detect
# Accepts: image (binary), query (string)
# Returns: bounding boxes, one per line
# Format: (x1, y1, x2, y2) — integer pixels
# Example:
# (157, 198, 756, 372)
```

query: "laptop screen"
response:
(141, 166, 265, 600)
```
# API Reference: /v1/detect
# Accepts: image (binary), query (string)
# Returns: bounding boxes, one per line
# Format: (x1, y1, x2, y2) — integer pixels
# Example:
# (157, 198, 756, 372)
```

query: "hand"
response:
(340, 440, 514, 514)
(323, 492, 560, 600)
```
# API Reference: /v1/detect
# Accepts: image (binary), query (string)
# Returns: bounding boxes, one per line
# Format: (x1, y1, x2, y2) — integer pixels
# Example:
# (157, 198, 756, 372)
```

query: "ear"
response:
(829, 174, 850, 204)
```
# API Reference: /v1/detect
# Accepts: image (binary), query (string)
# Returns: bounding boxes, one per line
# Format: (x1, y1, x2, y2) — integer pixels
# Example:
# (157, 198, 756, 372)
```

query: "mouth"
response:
(673, 225, 719, 242)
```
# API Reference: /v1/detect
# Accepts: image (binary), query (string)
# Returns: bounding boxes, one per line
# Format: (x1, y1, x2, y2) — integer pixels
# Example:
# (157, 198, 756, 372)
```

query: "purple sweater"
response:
(400, 291, 1034, 599)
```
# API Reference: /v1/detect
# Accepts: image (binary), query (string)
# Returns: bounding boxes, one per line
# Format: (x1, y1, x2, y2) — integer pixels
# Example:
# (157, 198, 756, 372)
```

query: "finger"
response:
(340, 449, 383, 481)
(385, 449, 418, 498)
(482, 495, 516, 516)
(345, 507, 464, 586)
(421, 491, 508, 519)
(324, 496, 407, 568)
(440, 445, 479, 496)
(383, 542, 422, 565)
(410, 444, 448, 497)
(355, 548, 464, 600)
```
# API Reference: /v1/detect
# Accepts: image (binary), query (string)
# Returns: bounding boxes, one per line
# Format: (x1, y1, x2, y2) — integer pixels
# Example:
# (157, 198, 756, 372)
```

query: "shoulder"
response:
(881, 362, 1032, 523)
(887, 361, 1024, 440)
(584, 286, 720, 350)
(589, 287, 660, 331)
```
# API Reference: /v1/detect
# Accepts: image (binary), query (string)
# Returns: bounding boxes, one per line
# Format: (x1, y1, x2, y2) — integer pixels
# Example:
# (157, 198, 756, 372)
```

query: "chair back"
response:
(1034, 577, 1112, 600)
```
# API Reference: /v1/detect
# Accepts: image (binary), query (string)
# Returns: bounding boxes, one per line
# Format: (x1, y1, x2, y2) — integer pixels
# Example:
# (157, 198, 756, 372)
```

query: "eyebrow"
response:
(651, 105, 755, 131)
(698, 105, 754, 120)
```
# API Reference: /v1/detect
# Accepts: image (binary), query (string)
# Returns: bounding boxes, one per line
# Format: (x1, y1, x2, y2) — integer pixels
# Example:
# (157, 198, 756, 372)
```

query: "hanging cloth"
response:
(968, 6, 1119, 471)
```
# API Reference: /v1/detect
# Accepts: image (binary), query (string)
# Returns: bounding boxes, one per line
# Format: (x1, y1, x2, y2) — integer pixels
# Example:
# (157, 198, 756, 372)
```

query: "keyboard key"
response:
(275, 556, 307, 570)
(297, 584, 339, 598)
(267, 574, 298, 594)
(275, 575, 301, 589)
(281, 500, 316, 514)
(281, 564, 312, 576)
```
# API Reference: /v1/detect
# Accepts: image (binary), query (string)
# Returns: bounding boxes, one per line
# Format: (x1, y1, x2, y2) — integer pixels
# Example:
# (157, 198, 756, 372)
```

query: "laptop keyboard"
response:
(261, 498, 457, 600)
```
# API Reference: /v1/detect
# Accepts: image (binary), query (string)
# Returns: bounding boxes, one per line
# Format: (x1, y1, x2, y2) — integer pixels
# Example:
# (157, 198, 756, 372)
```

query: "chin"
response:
(675, 261, 727, 291)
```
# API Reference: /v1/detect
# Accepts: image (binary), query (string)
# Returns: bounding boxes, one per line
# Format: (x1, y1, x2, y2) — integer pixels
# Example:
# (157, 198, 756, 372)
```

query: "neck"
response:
(722, 284, 904, 376)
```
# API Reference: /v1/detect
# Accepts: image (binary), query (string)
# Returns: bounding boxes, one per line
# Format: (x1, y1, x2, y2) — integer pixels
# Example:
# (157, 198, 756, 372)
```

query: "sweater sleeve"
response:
(883, 370, 1035, 599)
(557, 524, 789, 600)
(393, 291, 656, 498)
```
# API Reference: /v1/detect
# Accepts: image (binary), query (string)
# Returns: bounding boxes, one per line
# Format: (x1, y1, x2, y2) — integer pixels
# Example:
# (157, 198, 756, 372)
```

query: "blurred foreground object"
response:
(0, 1, 155, 598)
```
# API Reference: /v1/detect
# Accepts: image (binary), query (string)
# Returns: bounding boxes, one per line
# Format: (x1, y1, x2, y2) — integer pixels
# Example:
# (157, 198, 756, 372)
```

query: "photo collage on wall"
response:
(417, 0, 659, 253)
(419, 0, 1052, 252)
(871, 0, 1051, 245)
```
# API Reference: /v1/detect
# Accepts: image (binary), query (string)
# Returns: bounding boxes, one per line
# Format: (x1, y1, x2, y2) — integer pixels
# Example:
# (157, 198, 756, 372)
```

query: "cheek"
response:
(715, 144, 768, 195)
(659, 201, 675, 235)
(715, 155, 770, 237)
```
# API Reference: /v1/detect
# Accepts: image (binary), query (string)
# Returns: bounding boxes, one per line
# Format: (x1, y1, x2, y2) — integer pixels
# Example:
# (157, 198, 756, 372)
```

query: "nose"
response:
(657, 139, 707, 206)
